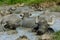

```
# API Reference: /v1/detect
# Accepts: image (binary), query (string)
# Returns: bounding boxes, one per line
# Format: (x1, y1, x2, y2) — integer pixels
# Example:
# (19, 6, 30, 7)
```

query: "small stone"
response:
(16, 35, 29, 40)
(15, 3, 24, 8)
(39, 34, 52, 40)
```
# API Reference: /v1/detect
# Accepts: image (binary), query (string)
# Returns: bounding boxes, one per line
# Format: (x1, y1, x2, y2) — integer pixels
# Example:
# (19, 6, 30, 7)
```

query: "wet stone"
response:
(16, 35, 29, 40)
(38, 33, 53, 40)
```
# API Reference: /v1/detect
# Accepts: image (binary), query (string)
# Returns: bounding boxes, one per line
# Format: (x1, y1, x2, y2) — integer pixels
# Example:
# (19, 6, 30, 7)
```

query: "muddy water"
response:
(0, 6, 60, 40)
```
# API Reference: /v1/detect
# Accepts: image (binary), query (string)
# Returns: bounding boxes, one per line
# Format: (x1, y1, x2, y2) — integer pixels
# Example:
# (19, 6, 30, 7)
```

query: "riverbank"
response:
(0, 0, 60, 5)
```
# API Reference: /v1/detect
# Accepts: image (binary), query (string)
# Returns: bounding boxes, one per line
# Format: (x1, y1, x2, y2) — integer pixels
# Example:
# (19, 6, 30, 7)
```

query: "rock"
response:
(39, 34, 52, 40)
(16, 35, 29, 40)
(8, 7, 16, 11)
(0, 10, 11, 17)
(7, 7, 17, 14)
(15, 3, 24, 8)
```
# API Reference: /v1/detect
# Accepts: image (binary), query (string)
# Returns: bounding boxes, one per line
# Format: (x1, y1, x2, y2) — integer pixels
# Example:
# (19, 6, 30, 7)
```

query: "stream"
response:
(0, 6, 60, 40)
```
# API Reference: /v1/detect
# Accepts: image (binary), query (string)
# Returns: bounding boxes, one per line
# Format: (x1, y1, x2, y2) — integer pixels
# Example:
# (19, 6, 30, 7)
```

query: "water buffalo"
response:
(0, 14, 22, 31)
(32, 16, 54, 35)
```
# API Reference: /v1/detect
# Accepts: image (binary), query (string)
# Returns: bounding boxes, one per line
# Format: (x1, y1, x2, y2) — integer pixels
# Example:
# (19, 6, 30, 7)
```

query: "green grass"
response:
(0, 0, 46, 5)
(53, 31, 60, 40)
(0, 0, 60, 5)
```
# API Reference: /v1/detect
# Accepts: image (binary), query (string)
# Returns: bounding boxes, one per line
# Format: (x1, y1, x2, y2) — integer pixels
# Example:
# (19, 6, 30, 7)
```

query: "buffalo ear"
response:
(47, 28, 54, 33)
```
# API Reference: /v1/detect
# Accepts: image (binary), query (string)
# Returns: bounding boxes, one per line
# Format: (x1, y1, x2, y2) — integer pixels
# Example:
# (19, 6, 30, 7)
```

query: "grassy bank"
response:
(0, 0, 60, 5)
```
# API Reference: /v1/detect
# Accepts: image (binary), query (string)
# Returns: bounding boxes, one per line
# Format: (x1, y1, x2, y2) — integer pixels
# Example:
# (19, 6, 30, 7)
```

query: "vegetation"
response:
(53, 31, 60, 40)
(0, 0, 60, 5)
